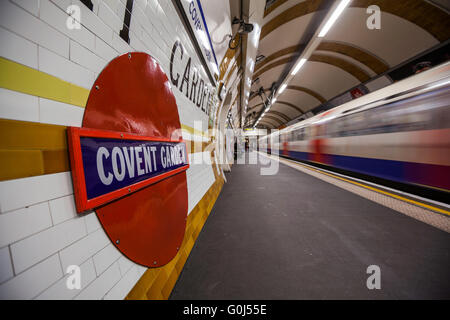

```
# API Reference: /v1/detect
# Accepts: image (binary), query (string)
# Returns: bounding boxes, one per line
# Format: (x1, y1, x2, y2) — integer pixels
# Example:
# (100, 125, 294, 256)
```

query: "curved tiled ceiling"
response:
(316, 41, 389, 74)
(247, 0, 450, 128)
(268, 110, 292, 122)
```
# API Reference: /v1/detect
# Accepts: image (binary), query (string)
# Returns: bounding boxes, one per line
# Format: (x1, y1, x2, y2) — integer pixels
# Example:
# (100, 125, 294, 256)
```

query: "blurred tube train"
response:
(260, 61, 450, 193)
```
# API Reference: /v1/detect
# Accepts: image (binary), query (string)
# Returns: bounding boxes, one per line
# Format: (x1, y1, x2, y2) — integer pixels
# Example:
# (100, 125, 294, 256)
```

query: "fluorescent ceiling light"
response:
(318, 0, 351, 38)
(272, 98, 276, 104)
(279, 84, 287, 94)
(291, 58, 307, 75)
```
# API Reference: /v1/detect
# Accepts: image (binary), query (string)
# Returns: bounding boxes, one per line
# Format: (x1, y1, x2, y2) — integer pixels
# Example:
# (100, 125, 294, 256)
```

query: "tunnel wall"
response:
(0, 0, 225, 299)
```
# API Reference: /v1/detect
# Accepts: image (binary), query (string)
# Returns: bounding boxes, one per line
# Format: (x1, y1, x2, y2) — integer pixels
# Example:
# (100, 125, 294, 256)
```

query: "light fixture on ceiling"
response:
(291, 58, 307, 75)
(279, 84, 287, 94)
(318, 0, 351, 38)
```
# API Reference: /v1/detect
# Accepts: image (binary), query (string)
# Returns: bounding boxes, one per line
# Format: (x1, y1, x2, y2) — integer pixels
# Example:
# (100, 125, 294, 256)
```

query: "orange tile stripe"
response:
(0, 119, 212, 181)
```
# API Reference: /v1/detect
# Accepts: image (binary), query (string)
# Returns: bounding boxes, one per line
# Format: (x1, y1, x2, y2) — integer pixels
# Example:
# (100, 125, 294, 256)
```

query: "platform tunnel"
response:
(0, 0, 449, 300)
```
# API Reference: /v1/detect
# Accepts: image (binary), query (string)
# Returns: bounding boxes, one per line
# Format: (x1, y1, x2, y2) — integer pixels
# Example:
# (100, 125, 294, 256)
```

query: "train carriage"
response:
(266, 62, 450, 194)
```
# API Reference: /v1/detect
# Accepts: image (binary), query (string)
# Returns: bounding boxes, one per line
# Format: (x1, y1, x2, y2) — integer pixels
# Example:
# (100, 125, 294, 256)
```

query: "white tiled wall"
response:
(186, 152, 216, 214)
(0, 0, 219, 300)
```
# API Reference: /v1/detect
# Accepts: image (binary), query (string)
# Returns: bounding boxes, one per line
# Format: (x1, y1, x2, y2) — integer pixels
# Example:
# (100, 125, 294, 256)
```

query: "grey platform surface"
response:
(170, 156, 450, 299)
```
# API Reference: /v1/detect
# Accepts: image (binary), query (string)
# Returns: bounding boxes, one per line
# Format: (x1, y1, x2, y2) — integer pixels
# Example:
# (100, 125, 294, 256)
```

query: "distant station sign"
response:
(180, 0, 219, 76)
(68, 127, 189, 213)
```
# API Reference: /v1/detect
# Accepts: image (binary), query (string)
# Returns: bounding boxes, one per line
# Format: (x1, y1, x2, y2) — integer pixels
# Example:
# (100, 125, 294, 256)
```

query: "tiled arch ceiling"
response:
(248, 0, 450, 127)
(287, 86, 326, 104)
(260, 0, 327, 40)
(249, 86, 325, 108)
(259, 119, 279, 128)
(351, 0, 450, 42)
(317, 41, 389, 74)
(248, 41, 391, 122)
(252, 41, 389, 83)
(264, 115, 285, 126)
(268, 110, 291, 122)
(254, 45, 299, 73)
(262, 0, 450, 42)
(309, 54, 371, 82)
(246, 108, 292, 124)
(247, 100, 305, 115)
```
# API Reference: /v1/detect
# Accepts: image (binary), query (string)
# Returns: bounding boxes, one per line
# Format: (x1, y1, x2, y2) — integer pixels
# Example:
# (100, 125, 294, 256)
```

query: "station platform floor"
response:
(170, 153, 450, 299)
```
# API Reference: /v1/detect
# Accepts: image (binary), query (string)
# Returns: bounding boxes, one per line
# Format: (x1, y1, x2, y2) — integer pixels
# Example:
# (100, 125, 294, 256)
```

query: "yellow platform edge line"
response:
(0, 57, 90, 108)
(278, 156, 450, 216)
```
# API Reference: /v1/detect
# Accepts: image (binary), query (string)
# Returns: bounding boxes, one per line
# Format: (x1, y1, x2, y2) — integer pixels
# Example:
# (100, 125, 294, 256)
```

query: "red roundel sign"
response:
(67, 53, 188, 268)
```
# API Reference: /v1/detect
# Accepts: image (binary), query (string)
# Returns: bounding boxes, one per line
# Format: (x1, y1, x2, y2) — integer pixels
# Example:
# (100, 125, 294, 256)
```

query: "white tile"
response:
(11, 0, 40, 16)
(0, 172, 73, 213)
(84, 212, 101, 233)
(11, 217, 86, 273)
(0, 0, 69, 58)
(48, 195, 78, 225)
(0, 27, 38, 68)
(39, 98, 85, 126)
(70, 40, 107, 73)
(117, 255, 133, 276)
(93, 36, 118, 62)
(0, 202, 52, 248)
(98, 1, 123, 33)
(40, 0, 95, 51)
(73, 0, 114, 43)
(104, 265, 139, 300)
(38, 46, 95, 89)
(0, 254, 62, 300)
(59, 228, 110, 271)
(136, 265, 147, 277)
(0, 246, 14, 284)
(75, 261, 121, 299)
(48, 0, 71, 11)
(93, 243, 121, 276)
(0, 88, 39, 122)
(111, 30, 132, 55)
(35, 258, 96, 300)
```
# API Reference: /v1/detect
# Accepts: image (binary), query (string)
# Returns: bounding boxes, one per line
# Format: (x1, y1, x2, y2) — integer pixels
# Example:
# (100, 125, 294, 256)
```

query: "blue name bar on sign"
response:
(67, 127, 189, 213)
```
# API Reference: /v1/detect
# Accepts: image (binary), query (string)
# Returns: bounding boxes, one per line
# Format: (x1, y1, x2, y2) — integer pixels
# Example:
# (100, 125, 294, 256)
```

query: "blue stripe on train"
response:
(287, 150, 407, 184)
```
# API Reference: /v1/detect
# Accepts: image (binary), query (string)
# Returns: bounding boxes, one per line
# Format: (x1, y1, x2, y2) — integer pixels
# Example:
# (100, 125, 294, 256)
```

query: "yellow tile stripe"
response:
(0, 57, 90, 107)
(181, 124, 210, 139)
(0, 119, 69, 180)
(281, 157, 450, 216)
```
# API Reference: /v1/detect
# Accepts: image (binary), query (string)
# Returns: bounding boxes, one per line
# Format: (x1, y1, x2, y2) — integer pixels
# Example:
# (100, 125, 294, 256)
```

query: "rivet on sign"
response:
(128, 188, 131, 193)
(116, 240, 120, 244)
(153, 261, 157, 265)
(177, 247, 179, 251)
(95, 85, 99, 90)
(121, 133, 124, 138)
(128, 53, 131, 59)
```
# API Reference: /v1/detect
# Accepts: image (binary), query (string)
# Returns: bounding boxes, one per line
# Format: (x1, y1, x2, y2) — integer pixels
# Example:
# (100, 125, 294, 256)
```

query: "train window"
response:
(298, 128, 305, 140)
(339, 85, 450, 136)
